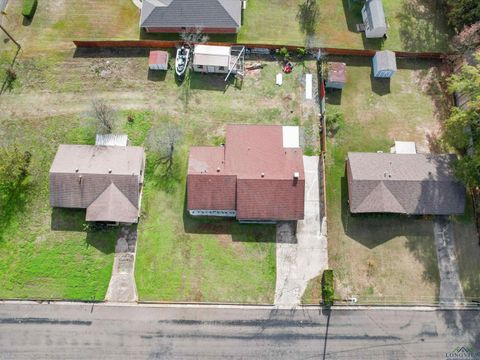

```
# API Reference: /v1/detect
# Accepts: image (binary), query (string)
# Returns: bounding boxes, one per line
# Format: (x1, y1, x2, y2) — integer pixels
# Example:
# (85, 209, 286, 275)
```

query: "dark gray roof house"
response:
(346, 152, 466, 215)
(49, 144, 145, 224)
(140, 0, 242, 33)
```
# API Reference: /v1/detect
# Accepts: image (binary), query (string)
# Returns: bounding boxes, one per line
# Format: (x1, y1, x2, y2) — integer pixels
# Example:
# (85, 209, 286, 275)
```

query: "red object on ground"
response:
(283, 62, 293, 73)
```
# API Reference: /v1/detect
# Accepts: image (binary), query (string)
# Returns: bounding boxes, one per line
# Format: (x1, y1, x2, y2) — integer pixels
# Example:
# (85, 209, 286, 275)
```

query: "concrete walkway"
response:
(274, 156, 328, 308)
(105, 226, 138, 303)
(433, 216, 465, 306)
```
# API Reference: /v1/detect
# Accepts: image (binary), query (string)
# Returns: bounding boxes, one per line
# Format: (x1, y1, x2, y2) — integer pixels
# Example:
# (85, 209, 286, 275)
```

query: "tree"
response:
(446, 0, 480, 31)
(443, 51, 480, 189)
(450, 21, 480, 54)
(148, 123, 183, 175)
(0, 145, 31, 205)
(180, 27, 209, 48)
(89, 99, 118, 134)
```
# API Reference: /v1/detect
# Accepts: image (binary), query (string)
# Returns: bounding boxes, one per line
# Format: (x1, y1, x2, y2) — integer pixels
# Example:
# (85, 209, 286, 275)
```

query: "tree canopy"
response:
(444, 51, 480, 189)
(446, 0, 480, 31)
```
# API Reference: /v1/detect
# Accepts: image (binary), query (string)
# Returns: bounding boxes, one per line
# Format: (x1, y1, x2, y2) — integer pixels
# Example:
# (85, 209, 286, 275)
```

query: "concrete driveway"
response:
(105, 226, 138, 303)
(433, 216, 465, 306)
(275, 156, 328, 308)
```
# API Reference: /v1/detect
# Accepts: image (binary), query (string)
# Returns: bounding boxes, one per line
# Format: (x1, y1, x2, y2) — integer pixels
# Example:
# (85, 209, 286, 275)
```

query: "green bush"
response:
(22, 0, 37, 18)
(278, 47, 290, 60)
(322, 269, 334, 306)
(325, 108, 345, 137)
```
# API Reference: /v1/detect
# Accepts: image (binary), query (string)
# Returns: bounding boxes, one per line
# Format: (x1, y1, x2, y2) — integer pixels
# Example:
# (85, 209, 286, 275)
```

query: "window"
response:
(197, 65, 204, 69)
(219, 66, 225, 71)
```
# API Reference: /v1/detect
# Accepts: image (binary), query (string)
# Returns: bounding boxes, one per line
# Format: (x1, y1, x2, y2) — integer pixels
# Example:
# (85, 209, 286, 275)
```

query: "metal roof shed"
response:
(193, 45, 232, 74)
(361, 0, 387, 38)
(148, 50, 169, 70)
(325, 62, 346, 89)
(373, 50, 397, 78)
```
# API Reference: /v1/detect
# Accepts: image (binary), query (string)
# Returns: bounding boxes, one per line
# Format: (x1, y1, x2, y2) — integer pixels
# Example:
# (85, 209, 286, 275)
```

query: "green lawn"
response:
(304, 56, 479, 304)
(238, 0, 452, 51)
(0, 116, 117, 300)
(134, 63, 319, 302)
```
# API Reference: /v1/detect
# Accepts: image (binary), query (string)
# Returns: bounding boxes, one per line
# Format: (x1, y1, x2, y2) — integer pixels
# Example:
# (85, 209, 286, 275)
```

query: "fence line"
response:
(73, 40, 449, 60)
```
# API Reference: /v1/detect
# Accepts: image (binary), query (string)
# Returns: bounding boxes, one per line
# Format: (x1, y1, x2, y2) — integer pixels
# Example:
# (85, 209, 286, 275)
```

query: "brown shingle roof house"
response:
(346, 152, 466, 215)
(140, 0, 242, 34)
(187, 125, 305, 222)
(50, 144, 146, 224)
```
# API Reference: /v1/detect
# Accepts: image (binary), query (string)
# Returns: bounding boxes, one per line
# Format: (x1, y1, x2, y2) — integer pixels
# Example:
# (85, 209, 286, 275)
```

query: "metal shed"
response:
(193, 45, 232, 74)
(325, 62, 346, 89)
(361, 0, 387, 38)
(148, 50, 169, 71)
(372, 50, 397, 78)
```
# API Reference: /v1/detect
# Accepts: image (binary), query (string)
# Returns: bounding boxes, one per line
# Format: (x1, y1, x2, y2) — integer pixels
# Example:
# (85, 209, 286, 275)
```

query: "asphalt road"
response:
(0, 303, 479, 359)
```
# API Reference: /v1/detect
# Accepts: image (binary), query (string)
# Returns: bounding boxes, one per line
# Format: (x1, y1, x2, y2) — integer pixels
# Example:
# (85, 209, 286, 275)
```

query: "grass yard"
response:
(238, 0, 452, 51)
(0, 116, 117, 300)
(301, 56, 479, 304)
(134, 60, 319, 303)
(0, 0, 139, 54)
(0, 44, 319, 301)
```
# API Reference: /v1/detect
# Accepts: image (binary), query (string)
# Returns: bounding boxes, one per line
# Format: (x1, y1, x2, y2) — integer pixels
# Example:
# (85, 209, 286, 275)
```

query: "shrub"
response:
(325, 108, 345, 137)
(297, 48, 306, 58)
(22, 0, 37, 18)
(322, 269, 334, 306)
(278, 47, 290, 60)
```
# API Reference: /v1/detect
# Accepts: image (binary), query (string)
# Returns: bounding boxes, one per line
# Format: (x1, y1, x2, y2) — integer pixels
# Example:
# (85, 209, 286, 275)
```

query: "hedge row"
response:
(22, 0, 37, 18)
(322, 269, 334, 306)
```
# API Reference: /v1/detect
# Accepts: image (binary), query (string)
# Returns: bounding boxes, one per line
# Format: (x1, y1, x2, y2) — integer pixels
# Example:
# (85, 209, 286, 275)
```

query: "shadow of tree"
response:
(297, 0, 319, 36)
(397, 0, 452, 52)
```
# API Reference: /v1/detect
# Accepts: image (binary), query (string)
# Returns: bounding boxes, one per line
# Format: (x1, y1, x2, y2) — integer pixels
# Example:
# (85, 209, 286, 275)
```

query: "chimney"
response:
(75, 168, 79, 173)
(217, 167, 220, 173)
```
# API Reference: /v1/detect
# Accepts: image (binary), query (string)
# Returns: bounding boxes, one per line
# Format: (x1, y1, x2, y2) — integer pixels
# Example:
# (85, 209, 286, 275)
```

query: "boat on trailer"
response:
(175, 46, 190, 77)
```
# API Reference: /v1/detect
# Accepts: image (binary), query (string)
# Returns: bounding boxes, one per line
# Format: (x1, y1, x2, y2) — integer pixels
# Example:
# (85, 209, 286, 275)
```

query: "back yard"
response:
(303, 56, 479, 304)
(239, 0, 452, 51)
(0, 0, 452, 56)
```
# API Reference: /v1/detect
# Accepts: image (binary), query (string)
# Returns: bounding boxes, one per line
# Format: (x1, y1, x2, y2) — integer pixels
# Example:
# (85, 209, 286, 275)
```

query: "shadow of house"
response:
(147, 69, 167, 82)
(85, 227, 117, 255)
(189, 72, 232, 92)
(370, 73, 391, 95)
(341, 0, 364, 33)
(50, 208, 87, 232)
(325, 88, 342, 105)
(73, 47, 151, 59)
(181, 185, 276, 243)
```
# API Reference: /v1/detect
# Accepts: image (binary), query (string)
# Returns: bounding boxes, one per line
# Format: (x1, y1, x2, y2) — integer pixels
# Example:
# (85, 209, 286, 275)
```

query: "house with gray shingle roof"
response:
(140, 0, 242, 34)
(346, 152, 466, 215)
(49, 144, 146, 224)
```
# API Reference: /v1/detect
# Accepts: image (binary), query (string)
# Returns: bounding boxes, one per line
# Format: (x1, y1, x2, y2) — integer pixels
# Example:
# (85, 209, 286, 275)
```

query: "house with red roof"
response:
(187, 125, 305, 222)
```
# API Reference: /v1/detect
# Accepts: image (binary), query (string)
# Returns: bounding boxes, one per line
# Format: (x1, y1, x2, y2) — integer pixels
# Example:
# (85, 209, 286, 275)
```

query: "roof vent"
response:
(217, 167, 220, 173)
(293, 172, 299, 179)
(75, 168, 79, 173)
(108, 169, 112, 174)
(261, 172, 265, 178)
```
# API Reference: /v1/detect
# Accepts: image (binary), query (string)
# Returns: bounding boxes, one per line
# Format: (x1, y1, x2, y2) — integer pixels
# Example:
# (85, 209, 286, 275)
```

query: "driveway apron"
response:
(274, 156, 328, 308)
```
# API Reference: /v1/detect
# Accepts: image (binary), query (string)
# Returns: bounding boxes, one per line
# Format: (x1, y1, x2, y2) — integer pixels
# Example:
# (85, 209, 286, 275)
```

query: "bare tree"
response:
(90, 99, 118, 134)
(180, 26, 209, 48)
(297, 0, 319, 36)
(148, 123, 183, 174)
